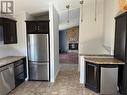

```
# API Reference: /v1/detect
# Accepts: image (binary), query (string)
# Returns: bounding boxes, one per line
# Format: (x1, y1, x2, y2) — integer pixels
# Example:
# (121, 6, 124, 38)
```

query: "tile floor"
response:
(9, 64, 97, 95)
(59, 52, 78, 64)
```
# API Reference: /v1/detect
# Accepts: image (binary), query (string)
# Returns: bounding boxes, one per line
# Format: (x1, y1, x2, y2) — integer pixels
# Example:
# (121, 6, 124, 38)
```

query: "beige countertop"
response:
(0, 56, 25, 67)
(84, 57, 125, 65)
(79, 54, 113, 57)
(79, 54, 125, 65)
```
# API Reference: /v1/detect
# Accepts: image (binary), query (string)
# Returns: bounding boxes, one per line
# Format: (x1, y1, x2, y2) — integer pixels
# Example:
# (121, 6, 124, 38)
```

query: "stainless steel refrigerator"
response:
(27, 34, 49, 81)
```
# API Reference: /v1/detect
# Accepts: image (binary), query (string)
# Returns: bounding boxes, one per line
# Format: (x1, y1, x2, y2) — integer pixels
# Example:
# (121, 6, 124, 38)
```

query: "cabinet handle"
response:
(38, 26, 40, 30)
(94, 67, 97, 80)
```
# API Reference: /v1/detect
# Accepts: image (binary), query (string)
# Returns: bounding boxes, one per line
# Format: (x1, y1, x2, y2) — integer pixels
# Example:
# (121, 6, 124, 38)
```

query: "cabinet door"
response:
(15, 73, 25, 87)
(37, 21, 49, 33)
(122, 70, 127, 94)
(114, 16, 126, 61)
(3, 20, 17, 44)
(0, 19, 3, 43)
(3, 21, 11, 44)
(14, 58, 27, 87)
(26, 22, 38, 34)
(10, 21, 17, 43)
(85, 62, 100, 92)
(118, 65, 127, 94)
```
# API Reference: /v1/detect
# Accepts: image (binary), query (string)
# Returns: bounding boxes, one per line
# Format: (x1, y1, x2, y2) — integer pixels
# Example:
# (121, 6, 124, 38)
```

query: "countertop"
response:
(84, 56, 125, 65)
(0, 56, 25, 67)
(79, 54, 113, 57)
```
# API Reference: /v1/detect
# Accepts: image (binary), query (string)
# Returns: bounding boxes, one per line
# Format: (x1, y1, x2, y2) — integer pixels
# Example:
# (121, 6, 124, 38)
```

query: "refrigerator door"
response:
(29, 62, 49, 80)
(28, 34, 49, 62)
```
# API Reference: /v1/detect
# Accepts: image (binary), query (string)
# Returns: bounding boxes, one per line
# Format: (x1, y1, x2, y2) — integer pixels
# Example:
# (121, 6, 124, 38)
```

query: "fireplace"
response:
(69, 43, 78, 50)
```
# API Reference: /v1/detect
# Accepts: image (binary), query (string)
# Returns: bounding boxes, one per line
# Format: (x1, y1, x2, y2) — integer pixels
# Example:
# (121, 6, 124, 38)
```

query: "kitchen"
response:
(0, 0, 127, 95)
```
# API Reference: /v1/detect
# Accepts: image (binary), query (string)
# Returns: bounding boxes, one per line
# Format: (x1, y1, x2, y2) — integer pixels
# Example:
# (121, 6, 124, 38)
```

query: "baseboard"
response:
(55, 64, 60, 80)
(50, 63, 60, 83)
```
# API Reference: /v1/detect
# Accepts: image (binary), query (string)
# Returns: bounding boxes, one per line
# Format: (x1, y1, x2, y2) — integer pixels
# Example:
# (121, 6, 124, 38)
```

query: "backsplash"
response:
(0, 45, 25, 58)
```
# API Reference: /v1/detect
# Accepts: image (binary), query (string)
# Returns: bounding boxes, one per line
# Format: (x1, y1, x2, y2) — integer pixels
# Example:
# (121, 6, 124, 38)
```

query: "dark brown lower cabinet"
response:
(14, 58, 27, 87)
(118, 65, 127, 94)
(85, 61, 126, 94)
(85, 62, 100, 93)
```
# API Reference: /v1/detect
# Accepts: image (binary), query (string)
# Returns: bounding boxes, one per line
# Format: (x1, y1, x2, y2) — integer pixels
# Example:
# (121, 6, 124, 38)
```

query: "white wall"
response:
(79, 0, 109, 55)
(103, 0, 119, 55)
(0, 45, 16, 58)
(0, 12, 27, 58)
(12, 12, 27, 56)
(49, 3, 60, 82)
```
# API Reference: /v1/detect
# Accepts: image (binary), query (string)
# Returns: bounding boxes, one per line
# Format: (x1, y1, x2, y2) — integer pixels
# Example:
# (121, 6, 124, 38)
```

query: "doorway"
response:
(59, 26, 79, 64)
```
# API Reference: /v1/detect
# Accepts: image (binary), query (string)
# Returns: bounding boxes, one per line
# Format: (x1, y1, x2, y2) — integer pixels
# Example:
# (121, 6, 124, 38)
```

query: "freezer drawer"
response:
(100, 67, 118, 95)
(29, 62, 49, 81)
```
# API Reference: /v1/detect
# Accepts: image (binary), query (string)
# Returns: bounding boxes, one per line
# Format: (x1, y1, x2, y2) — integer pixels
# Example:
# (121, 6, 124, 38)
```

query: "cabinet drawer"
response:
(14, 64, 24, 76)
(15, 73, 25, 87)
(14, 60, 24, 67)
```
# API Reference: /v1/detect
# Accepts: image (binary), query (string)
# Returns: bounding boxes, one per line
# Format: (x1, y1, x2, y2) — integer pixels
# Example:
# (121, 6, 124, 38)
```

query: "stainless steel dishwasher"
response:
(100, 66, 118, 95)
(0, 64, 15, 95)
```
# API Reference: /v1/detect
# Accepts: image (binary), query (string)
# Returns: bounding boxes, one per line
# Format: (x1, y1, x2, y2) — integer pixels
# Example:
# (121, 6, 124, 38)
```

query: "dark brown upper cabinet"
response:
(114, 13, 126, 62)
(25, 21, 49, 34)
(0, 18, 17, 44)
(114, 12, 127, 94)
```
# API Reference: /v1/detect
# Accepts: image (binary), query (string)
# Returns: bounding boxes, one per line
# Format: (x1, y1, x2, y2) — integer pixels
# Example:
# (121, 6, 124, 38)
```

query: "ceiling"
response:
(15, 0, 80, 30)
(59, 8, 80, 30)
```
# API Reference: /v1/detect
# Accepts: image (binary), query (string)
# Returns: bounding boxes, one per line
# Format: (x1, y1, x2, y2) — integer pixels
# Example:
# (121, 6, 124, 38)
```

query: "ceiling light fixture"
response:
(66, 4, 70, 23)
(80, 0, 84, 22)
(95, 0, 97, 22)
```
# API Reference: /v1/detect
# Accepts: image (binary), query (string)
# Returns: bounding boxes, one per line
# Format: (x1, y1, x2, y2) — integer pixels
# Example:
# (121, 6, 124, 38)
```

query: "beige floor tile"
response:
(9, 64, 98, 95)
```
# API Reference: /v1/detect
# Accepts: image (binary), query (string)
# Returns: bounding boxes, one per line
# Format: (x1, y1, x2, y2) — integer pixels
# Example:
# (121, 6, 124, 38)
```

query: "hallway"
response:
(9, 64, 96, 95)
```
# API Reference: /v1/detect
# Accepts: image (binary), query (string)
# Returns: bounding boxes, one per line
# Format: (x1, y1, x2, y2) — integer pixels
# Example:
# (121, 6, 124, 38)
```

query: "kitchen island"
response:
(79, 55, 125, 95)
